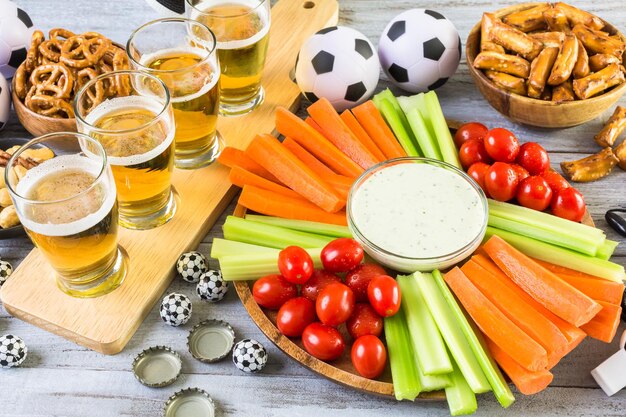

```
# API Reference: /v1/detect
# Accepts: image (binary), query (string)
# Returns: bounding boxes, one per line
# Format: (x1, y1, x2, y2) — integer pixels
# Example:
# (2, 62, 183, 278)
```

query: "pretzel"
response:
(76, 68, 104, 110)
(594, 106, 626, 147)
(548, 34, 579, 86)
(25, 30, 44, 72)
(484, 70, 526, 95)
(552, 80, 575, 102)
(573, 24, 625, 58)
(28, 95, 75, 118)
(480, 13, 505, 53)
(502, 3, 550, 33)
(485, 13, 542, 60)
(29, 64, 74, 99)
(573, 63, 625, 99)
(572, 39, 590, 79)
(543, 7, 570, 32)
(528, 46, 559, 97)
(474, 51, 531, 78)
(49, 28, 75, 40)
(589, 54, 621, 72)
(561, 147, 619, 182)
(614, 139, 626, 170)
(14, 63, 29, 100)
(530, 31, 566, 48)
(554, 2, 604, 31)
(38, 39, 63, 63)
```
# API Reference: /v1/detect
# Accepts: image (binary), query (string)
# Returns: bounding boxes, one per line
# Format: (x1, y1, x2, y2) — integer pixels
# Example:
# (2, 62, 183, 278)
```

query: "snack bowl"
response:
(0, 138, 32, 239)
(466, 2, 626, 128)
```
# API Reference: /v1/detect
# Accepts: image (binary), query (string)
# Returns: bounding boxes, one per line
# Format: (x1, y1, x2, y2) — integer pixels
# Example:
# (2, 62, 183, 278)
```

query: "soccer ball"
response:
(232, 338, 267, 373)
(378, 9, 461, 93)
(0, 0, 35, 79)
(0, 259, 13, 286)
(196, 270, 229, 302)
(0, 334, 27, 368)
(144, 0, 184, 16)
(0, 74, 9, 131)
(295, 26, 380, 111)
(159, 292, 192, 326)
(176, 251, 207, 283)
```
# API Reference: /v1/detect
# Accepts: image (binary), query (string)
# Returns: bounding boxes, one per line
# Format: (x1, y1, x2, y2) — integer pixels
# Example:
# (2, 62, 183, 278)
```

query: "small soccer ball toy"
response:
(159, 293, 192, 326)
(176, 251, 207, 283)
(232, 338, 267, 373)
(378, 9, 461, 93)
(0, 334, 27, 368)
(144, 0, 184, 17)
(0, 259, 12, 287)
(196, 270, 229, 302)
(0, 74, 9, 131)
(0, 0, 35, 79)
(295, 26, 380, 112)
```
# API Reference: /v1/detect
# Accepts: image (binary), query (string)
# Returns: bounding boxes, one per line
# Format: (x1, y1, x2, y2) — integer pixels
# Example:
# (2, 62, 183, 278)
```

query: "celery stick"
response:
(445, 359, 478, 416)
(373, 88, 416, 143)
(397, 274, 452, 374)
(218, 248, 323, 281)
(433, 270, 515, 408)
(244, 215, 352, 238)
(397, 94, 436, 140)
(405, 109, 443, 160)
(597, 239, 619, 261)
(223, 216, 333, 249)
(415, 272, 491, 394)
(210, 238, 279, 259)
(485, 226, 625, 283)
(424, 91, 461, 168)
(384, 309, 422, 400)
(376, 98, 421, 156)
(415, 358, 451, 392)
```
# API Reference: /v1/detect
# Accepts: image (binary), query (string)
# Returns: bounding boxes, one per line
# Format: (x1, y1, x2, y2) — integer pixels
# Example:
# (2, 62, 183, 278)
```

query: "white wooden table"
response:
(1, 0, 625, 415)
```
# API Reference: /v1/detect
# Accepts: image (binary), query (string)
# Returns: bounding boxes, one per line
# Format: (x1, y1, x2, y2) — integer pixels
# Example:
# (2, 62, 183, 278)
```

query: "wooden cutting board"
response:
(0, 0, 339, 355)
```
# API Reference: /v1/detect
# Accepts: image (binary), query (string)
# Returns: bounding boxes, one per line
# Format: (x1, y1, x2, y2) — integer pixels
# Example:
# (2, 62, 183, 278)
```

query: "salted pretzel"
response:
(38, 39, 63, 63)
(573, 63, 625, 99)
(28, 95, 75, 118)
(594, 106, 626, 147)
(548, 34, 579, 86)
(502, 3, 550, 33)
(552, 80, 576, 102)
(49, 28, 75, 40)
(589, 54, 622, 72)
(543, 7, 570, 32)
(13, 63, 29, 100)
(474, 51, 531, 78)
(485, 13, 542, 61)
(29, 64, 74, 99)
(528, 47, 559, 97)
(484, 70, 526, 95)
(76, 68, 104, 110)
(25, 30, 44, 72)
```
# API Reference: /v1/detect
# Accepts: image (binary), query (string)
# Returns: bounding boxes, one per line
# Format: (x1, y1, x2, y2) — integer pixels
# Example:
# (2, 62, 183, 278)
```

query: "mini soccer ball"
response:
(0, 334, 27, 368)
(295, 26, 380, 111)
(144, 0, 184, 16)
(159, 293, 192, 326)
(176, 251, 207, 283)
(196, 270, 229, 302)
(232, 338, 267, 373)
(0, 0, 35, 79)
(0, 74, 9, 131)
(0, 259, 13, 287)
(378, 9, 461, 93)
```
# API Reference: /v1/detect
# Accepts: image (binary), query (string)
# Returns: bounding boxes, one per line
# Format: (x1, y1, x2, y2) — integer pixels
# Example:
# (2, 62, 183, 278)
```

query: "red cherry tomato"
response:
(278, 246, 314, 284)
(459, 138, 492, 169)
(516, 142, 550, 175)
(347, 303, 383, 339)
(301, 269, 341, 302)
(485, 162, 520, 202)
(541, 170, 570, 194)
(316, 282, 355, 326)
(485, 128, 520, 162)
(351, 335, 387, 379)
(345, 263, 387, 303)
(321, 238, 364, 273)
(302, 322, 345, 361)
(252, 274, 298, 310)
(511, 164, 530, 183)
(551, 187, 586, 222)
(276, 297, 317, 337)
(367, 275, 401, 318)
(454, 122, 489, 148)
(516, 176, 553, 211)
(467, 162, 491, 196)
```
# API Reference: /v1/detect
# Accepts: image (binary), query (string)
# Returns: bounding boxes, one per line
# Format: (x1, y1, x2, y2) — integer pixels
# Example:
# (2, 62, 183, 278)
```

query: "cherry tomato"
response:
(516, 142, 550, 175)
(541, 170, 570, 194)
(467, 162, 491, 196)
(485, 162, 520, 202)
(301, 269, 341, 302)
(511, 164, 530, 183)
(252, 274, 298, 310)
(454, 122, 489, 148)
(485, 128, 520, 162)
(278, 246, 314, 284)
(551, 187, 586, 222)
(367, 275, 401, 318)
(276, 297, 317, 337)
(351, 335, 387, 379)
(302, 322, 345, 361)
(345, 263, 387, 303)
(459, 138, 492, 169)
(321, 238, 364, 273)
(316, 282, 355, 326)
(346, 303, 383, 339)
(516, 176, 553, 211)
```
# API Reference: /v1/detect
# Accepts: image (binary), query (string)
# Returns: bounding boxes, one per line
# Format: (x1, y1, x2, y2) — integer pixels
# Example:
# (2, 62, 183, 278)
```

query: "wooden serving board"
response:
(0, 0, 339, 355)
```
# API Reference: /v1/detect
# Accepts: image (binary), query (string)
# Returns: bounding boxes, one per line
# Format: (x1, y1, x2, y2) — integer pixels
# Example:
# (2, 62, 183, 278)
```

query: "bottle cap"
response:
(132, 346, 182, 388)
(164, 388, 215, 417)
(591, 330, 626, 396)
(187, 319, 235, 363)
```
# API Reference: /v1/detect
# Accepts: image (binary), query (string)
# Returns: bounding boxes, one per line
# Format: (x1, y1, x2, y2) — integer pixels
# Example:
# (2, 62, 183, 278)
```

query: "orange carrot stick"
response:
(444, 267, 549, 372)
(483, 236, 602, 327)
(276, 107, 364, 177)
(340, 110, 386, 162)
(557, 273, 624, 305)
(218, 147, 280, 183)
(580, 301, 622, 343)
(352, 100, 406, 159)
(229, 166, 300, 199)
(305, 117, 325, 135)
(239, 185, 347, 226)
(283, 137, 339, 177)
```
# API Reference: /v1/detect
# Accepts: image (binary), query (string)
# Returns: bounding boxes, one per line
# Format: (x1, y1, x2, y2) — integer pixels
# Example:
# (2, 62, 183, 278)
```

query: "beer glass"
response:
(186, 0, 270, 116)
(127, 18, 223, 169)
(5, 132, 126, 298)
(75, 70, 176, 230)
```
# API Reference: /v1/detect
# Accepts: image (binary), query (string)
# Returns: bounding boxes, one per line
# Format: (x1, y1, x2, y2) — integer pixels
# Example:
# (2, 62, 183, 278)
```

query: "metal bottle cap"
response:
(187, 319, 235, 363)
(164, 388, 215, 417)
(132, 346, 182, 388)
(591, 330, 626, 396)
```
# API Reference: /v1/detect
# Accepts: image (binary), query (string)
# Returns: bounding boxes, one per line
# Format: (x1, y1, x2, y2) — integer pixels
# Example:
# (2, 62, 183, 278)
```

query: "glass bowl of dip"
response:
(347, 157, 488, 272)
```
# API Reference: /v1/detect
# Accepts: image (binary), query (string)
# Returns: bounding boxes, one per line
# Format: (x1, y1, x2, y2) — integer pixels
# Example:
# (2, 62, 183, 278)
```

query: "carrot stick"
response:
(239, 185, 347, 226)
(283, 137, 339, 177)
(340, 110, 386, 162)
(444, 267, 549, 372)
(218, 147, 280, 183)
(305, 117, 325, 136)
(276, 107, 364, 177)
(556, 273, 624, 306)
(307, 98, 379, 169)
(229, 166, 301, 199)
(483, 236, 602, 327)
(352, 100, 406, 160)
(485, 337, 553, 395)
(580, 301, 622, 343)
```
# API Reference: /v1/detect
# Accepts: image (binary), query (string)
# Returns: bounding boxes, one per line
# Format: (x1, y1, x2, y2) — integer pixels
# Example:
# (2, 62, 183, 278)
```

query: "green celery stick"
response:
(424, 91, 462, 168)
(373, 88, 416, 143)
(218, 248, 323, 281)
(597, 239, 619, 261)
(415, 358, 451, 392)
(384, 309, 422, 400)
(405, 108, 443, 160)
(376, 98, 421, 156)
(397, 93, 437, 140)
(244, 215, 351, 238)
(211, 238, 279, 259)
(445, 359, 478, 416)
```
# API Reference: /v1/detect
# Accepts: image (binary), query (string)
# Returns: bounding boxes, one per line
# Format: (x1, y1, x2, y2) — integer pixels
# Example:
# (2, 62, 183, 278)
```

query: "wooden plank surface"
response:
(0, 0, 625, 415)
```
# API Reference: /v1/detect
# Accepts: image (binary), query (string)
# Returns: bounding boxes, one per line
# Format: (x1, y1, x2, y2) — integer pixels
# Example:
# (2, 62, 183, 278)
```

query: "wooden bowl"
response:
(466, 2, 626, 128)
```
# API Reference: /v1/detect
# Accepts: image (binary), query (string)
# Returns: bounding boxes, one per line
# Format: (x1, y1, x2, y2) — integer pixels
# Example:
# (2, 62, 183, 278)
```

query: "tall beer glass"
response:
(5, 133, 126, 298)
(127, 18, 223, 169)
(186, 0, 270, 116)
(75, 70, 176, 230)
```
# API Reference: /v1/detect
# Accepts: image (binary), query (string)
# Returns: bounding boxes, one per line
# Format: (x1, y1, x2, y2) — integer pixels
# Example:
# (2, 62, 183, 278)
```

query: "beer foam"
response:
(215, 20, 269, 50)
(15, 155, 117, 237)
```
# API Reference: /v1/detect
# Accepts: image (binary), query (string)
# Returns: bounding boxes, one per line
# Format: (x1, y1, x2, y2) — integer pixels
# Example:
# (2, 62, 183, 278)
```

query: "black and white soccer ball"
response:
(144, 0, 184, 17)
(378, 9, 461, 93)
(159, 292, 192, 326)
(0, 334, 27, 368)
(196, 270, 229, 302)
(295, 26, 380, 112)
(176, 251, 207, 283)
(0, 74, 9, 131)
(0, 259, 13, 287)
(232, 338, 267, 373)
(0, 0, 35, 79)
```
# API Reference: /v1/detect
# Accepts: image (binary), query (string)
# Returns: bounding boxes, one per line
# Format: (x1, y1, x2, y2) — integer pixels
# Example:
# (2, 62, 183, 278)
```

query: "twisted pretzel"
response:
(29, 64, 74, 99)
(25, 30, 44, 72)
(76, 68, 104, 110)
(28, 95, 75, 118)
(14, 64, 29, 100)
(38, 39, 63, 63)
(49, 28, 75, 40)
